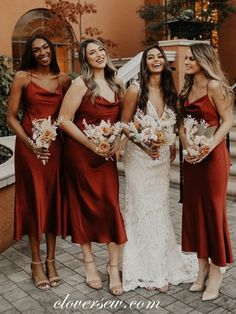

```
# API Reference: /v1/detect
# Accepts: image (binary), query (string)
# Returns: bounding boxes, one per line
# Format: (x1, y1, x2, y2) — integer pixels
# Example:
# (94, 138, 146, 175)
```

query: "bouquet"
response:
(83, 119, 122, 160)
(183, 115, 216, 157)
(123, 108, 176, 150)
(28, 116, 62, 165)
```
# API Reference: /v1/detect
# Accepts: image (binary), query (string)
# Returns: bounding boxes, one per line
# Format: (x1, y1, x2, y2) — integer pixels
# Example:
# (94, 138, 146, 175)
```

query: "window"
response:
(12, 8, 74, 73)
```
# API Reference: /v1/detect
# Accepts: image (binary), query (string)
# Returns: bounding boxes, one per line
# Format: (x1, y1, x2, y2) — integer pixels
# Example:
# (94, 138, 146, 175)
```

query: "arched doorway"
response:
(12, 8, 74, 73)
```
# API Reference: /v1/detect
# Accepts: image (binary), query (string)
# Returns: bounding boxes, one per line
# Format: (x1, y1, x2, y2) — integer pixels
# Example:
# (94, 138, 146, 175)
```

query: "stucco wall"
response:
(0, 0, 46, 56)
(0, 0, 145, 59)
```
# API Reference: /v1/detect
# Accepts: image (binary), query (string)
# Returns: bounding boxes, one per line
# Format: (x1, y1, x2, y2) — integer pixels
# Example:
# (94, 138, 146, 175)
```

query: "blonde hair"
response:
(78, 38, 121, 101)
(179, 42, 233, 106)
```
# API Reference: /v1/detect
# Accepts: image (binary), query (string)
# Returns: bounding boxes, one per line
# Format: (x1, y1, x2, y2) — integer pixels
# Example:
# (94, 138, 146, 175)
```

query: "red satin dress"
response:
(182, 95, 233, 266)
(62, 93, 127, 245)
(14, 81, 63, 240)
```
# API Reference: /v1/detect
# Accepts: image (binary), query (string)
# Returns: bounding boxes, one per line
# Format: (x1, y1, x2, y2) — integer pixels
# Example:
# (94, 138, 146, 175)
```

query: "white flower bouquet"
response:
(28, 116, 62, 165)
(83, 119, 122, 159)
(183, 115, 216, 157)
(123, 108, 176, 150)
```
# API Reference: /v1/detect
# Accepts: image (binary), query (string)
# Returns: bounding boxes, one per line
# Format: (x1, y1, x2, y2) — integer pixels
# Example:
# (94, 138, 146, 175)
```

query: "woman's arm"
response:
(7, 71, 31, 146)
(189, 80, 233, 163)
(7, 71, 50, 160)
(179, 121, 189, 150)
(121, 84, 139, 125)
(208, 80, 233, 149)
(59, 77, 108, 157)
(121, 84, 159, 160)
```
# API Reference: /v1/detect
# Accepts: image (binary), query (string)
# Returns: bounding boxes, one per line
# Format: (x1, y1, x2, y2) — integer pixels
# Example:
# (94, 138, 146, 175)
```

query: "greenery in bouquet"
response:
(184, 115, 216, 156)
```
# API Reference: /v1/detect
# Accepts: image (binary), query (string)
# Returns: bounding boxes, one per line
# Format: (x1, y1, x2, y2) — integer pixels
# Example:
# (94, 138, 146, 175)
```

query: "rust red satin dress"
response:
(62, 93, 127, 245)
(182, 95, 233, 266)
(14, 81, 63, 240)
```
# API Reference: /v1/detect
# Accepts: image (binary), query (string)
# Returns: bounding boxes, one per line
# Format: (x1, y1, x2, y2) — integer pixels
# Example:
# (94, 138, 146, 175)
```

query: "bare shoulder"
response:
(73, 76, 87, 89)
(59, 72, 71, 84)
(126, 82, 140, 96)
(58, 72, 71, 91)
(12, 70, 29, 87)
(14, 70, 29, 81)
(65, 76, 88, 98)
(208, 80, 221, 94)
(208, 79, 230, 103)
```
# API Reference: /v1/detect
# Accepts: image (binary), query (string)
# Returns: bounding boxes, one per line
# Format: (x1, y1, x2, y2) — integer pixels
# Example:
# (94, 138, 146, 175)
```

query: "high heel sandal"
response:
(31, 261, 50, 291)
(45, 259, 61, 287)
(106, 262, 123, 296)
(84, 260, 102, 290)
(202, 272, 223, 301)
(189, 268, 209, 292)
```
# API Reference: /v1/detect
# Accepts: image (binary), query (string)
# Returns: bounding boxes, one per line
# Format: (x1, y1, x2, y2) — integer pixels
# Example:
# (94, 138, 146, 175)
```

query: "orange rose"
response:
(156, 130, 165, 143)
(98, 141, 110, 154)
(35, 128, 57, 147)
(134, 121, 142, 131)
(102, 127, 112, 137)
(199, 145, 210, 156)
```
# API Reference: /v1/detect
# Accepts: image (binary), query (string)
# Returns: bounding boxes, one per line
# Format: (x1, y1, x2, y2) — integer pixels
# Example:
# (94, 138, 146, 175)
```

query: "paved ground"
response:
(0, 176, 235, 314)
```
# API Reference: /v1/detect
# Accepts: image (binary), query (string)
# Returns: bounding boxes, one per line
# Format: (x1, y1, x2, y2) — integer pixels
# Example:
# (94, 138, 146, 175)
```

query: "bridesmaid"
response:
(59, 38, 127, 296)
(7, 34, 71, 290)
(179, 42, 234, 301)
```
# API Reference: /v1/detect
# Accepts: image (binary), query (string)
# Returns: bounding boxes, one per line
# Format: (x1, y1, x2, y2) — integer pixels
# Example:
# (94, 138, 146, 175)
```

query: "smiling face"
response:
(32, 38, 51, 67)
(184, 49, 202, 75)
(85, 42, 107, 69)
(146, 48, 165, 74)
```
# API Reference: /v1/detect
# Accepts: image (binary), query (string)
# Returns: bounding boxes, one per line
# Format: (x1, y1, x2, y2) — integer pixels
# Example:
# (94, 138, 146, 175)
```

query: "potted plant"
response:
(138, 0, 236, 44)
(137, 3, 166, 45)
(0, 56, 15, 137)
(166, 8, 213, 40)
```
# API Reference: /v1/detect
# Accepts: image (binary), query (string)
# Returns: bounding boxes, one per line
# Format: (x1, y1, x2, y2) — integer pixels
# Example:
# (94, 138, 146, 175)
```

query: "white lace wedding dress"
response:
(122, 97, 198, 292)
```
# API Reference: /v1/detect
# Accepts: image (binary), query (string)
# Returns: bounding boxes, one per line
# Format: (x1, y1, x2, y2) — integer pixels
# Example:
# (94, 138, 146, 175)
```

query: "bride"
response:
(120, 44, 197, 292)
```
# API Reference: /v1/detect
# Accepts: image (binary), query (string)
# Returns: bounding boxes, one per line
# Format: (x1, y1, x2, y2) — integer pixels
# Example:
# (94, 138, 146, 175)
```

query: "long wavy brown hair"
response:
(137, 44, 178, 115)
(78, 38, 121, 101)
(179, 42, 234, 108)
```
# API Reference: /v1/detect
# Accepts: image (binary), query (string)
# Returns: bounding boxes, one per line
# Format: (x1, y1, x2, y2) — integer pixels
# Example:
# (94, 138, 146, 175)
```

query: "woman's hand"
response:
(148, 147, 160, 160)
(139, 144, 160, 160)
(184, 144, 212, 164)
(116, 137, 128, 161)
(88, 140, 110, 159)
(27, 141, 51, 162)
(107, 136, 121, 159)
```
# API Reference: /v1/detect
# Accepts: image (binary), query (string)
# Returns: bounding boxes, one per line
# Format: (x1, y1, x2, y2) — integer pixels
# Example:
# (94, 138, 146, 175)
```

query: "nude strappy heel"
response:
(31, 261, 50, 290)
(106, 262, 123, 296)
(84, 259, 102, 290)
(45, 259, 61, 287)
